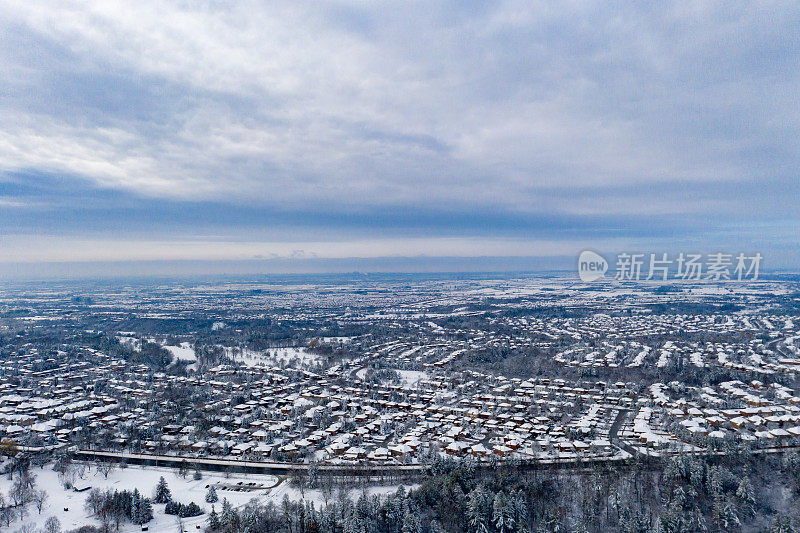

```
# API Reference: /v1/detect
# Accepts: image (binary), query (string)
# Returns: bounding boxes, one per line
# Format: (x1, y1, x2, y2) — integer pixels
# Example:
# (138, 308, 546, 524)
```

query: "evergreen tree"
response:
(736, 476, 755, 516)
(770, 515, 794, 533)
(221, 498, 236, 527)
(493, 492, 514, 533)
(720, 500, 740, 531)
(401, 505, 421, 533)
(165, 500, 179, 515)
(467, 485, 491, 533)
(131, 490, 141, 525)
(208, 505, 220, 530)
(689, 459, 705, 489)
(139, 498, 153, 523)
(181, 501, 203, 517)
(154, 476, 171, 503)
(650, 517, 664, 533)
(206, 485, 219, 503)
(509, 490, 527, 533)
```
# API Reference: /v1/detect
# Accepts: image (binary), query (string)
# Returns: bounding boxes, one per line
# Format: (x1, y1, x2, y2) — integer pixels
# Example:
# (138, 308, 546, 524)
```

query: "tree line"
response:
(203, 451, 800, 532)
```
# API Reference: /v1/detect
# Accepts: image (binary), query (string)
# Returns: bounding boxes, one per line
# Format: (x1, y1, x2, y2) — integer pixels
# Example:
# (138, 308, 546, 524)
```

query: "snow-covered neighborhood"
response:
(2, 274, 800, 531)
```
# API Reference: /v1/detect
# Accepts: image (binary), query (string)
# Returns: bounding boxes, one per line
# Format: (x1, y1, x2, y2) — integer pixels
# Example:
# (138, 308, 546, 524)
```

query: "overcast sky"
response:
(1, 1, 798, 276)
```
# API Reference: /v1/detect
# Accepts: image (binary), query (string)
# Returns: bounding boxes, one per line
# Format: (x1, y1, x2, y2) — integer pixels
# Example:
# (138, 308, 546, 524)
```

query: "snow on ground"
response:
(164, 342, 197, 362)
(117, 338, 197, 364)
(267, 480, 419, 509)
(397, 370, 426, 388)
(226, 346, 319, 368)
(269, 347, 318, 364)
(0, 464, 276, 532)
(0, 463, 413, 533)
(627, 347, 650, 367)
(116, 336, 141, 349)
(320, 337, 353, 344)
(689, 352, 705, 367)
(355, 368, 427, 388)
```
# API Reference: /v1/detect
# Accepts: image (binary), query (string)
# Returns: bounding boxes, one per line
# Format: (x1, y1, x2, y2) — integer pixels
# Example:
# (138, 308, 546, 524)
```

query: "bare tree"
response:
(44, 516, 61, 533)
(33, 488, 48, 514)
(84, 488, 102, 516)
(16, 470, 37, 493)
(97, 461, 114, 479)
(10, 475, 34, 518)
(321, 473, 335, 506)
(178, 460, 189, 479)
(0, 493, 12, 527)
(59, 464, 77, 489)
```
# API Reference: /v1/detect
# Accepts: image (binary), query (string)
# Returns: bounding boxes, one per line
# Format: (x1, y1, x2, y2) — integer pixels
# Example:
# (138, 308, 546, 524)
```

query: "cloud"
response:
(0, 234, 695, 264)
(0, 1, 799, 267)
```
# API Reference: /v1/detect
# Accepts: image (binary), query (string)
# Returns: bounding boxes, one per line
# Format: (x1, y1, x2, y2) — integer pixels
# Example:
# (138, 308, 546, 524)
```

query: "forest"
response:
(198, 451, 799, 532)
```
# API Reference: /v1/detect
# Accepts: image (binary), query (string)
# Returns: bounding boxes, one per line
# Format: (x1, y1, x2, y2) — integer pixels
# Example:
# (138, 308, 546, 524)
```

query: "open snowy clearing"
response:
(0, 463, 415, 532)
(116, 337, 198, 364)
(163, 342, 197, 362)
(397, 370, 427, 387)
(0, 464, 276, 532)
(226, 346, 319, 367)
(355, 368, 427, 387)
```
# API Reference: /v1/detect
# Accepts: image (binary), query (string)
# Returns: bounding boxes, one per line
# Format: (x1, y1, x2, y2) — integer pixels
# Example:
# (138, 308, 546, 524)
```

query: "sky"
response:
(1, 1, 799, 278)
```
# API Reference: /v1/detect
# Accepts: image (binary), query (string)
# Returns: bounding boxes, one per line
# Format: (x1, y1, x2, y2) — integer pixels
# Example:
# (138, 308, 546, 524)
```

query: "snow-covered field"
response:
(116, 337, 320, 369)
(320, 337, 353, 344)
(355, 368, 427, 387)
(116, 335, 141, 350)
(0, 463, 415, 532)
(0, 464, 276, 532)
(163, 342, 197, 362)
(117, 337, 198, 364)
(397, 370, 426, 387)
(226, 346, 319, 367)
